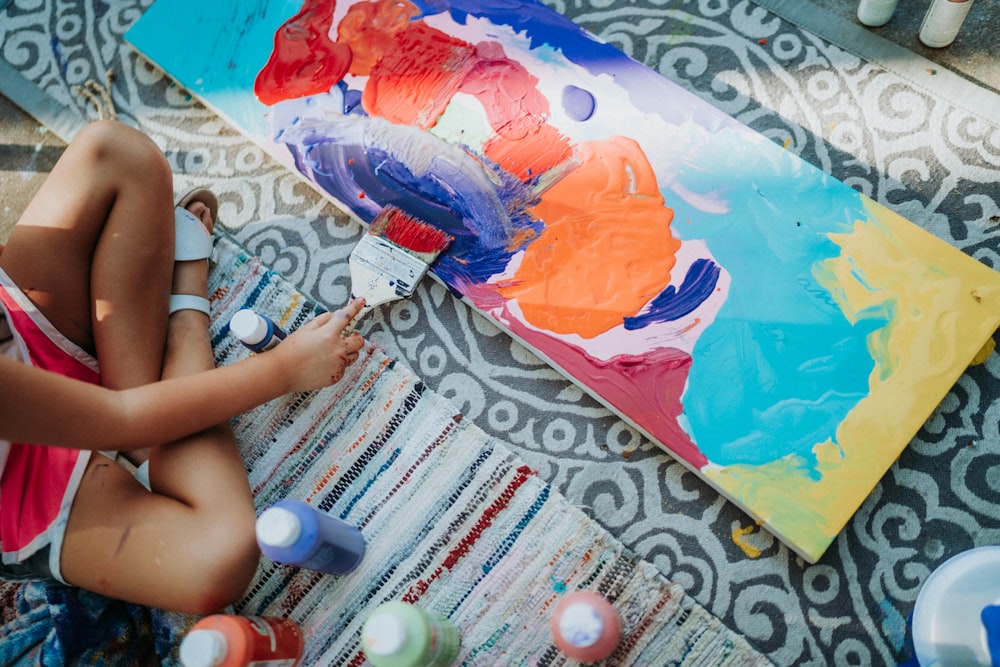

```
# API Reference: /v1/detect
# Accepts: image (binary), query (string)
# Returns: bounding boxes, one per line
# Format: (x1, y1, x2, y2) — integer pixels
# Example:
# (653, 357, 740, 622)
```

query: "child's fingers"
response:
(327, 298, 365, 333)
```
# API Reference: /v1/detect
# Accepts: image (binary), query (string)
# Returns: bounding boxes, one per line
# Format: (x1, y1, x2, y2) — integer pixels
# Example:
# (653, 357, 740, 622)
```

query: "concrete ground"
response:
(0, 94, 64, 243)
(813, 0, 999, 93)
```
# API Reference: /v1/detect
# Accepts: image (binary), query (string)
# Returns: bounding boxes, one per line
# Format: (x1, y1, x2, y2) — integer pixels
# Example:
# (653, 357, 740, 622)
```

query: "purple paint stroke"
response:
(624, 258, 721, 330)
(278, 115, 544, 292)
(562, 85, 595, 122)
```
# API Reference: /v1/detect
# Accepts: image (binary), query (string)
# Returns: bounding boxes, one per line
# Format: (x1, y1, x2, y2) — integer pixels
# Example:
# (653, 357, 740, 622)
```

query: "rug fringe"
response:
(72, 68, 117, 121)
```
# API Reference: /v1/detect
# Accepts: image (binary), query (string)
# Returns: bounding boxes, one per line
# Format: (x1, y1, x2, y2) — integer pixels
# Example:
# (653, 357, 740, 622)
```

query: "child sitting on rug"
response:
(0, 120, 366, 614)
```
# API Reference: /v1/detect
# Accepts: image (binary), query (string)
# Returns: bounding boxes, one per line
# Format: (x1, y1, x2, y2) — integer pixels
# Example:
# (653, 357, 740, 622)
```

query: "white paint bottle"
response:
(857, 0, 898, 27)
(919, 0, 975, 48)
(229, 309, 287, 353)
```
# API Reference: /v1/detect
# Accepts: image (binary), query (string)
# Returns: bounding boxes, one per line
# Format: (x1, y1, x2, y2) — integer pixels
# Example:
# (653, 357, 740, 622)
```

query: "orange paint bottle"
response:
(178, 614, 304, 667)
(550, 591, 622, 662)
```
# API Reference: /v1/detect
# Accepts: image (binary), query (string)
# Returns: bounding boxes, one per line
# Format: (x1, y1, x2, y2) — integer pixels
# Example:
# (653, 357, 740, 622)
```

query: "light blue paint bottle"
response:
(229, 309, 286, 353)
(255, 499, 365, 575)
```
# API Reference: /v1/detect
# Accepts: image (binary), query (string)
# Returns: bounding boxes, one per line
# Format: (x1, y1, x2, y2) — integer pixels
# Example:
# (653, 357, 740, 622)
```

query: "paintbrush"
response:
(347, 205, 453, 326)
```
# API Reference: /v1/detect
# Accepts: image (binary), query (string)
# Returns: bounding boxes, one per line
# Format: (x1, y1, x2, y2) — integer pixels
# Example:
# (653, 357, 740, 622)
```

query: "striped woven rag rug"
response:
(209, 233, 768, 666)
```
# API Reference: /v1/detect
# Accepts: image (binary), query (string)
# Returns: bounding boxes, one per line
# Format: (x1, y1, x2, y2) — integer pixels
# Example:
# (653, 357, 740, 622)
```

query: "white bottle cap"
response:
(856, 0, 898, 27)
(179, 629, 228, 667)
(230, 309, 268, 345)
(256, 506, 303, 548)
(558, 602, 604, 647)
(362, 612, 408, 656)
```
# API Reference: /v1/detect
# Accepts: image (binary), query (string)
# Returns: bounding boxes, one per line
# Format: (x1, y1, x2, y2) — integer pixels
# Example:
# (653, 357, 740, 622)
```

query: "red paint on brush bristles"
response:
(370, 205, 453, 256)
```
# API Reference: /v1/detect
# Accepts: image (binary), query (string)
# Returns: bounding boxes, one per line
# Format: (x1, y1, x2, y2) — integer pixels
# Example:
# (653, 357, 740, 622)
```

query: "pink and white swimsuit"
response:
(0, 265, 100, 584)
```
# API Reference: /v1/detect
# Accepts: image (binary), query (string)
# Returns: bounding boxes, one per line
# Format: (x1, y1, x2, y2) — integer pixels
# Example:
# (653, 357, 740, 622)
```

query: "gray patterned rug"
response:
(3, 1, 1000, 665)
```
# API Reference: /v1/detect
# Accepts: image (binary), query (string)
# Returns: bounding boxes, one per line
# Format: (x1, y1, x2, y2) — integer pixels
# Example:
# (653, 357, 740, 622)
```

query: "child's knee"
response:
(76, 120, 170, 183)
(184, 516, 261, 613)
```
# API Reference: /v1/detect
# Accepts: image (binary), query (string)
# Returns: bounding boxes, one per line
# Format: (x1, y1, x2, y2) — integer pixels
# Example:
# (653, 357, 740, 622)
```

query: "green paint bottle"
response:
(361, 602, 460, 667)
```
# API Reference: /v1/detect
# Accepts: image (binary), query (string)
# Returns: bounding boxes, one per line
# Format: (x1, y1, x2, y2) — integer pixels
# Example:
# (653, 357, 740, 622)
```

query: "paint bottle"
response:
(360, 601, 461, 667)
(255, 499, 365, 575)
(229, 309, 286, 352)
(911, 546, 1000, 666)
(919, 0, 975, 48)
(178, 614, 303, 667)
(550, 590, 622, 662)
(856, 0, 897, 27)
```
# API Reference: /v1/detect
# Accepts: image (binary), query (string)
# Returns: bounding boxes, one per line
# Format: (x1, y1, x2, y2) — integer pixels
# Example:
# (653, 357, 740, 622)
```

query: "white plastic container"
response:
(919, 0, 975, 48)
(911, 546, 1000, 666)
(857, 0, 898, 27)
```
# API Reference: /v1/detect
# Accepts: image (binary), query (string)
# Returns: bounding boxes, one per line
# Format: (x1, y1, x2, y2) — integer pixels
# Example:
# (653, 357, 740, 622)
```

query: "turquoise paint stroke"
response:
(671, 132, 889, 471)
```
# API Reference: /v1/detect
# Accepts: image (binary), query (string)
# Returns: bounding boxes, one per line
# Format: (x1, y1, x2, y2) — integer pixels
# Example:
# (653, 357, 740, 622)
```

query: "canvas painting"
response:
(127, 0, 1000, 562)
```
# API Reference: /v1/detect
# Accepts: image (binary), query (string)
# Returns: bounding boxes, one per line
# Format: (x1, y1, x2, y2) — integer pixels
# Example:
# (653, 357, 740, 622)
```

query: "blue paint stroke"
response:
(50, 38, 68, 78)
(279, 114, 544, 290)
(624, 258, 721, 329)
(671, 130, 890, 470)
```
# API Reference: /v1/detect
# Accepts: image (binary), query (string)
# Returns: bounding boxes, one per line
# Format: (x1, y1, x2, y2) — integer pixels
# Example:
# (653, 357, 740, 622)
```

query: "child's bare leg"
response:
(4, 121, 260, 612)
(1, 120, 175, 467)
(60, 207, 259, 613)
(0, 120, 173, 390)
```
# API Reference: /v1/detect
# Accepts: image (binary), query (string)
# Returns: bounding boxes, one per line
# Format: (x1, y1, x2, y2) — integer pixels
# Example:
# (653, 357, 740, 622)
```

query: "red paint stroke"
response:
(337, 0, 572, 178)
(401, 465, 536, 603)
(359, 20, 477, 129)
(254, 0, 353, 105)
(257, 0, 574, 177)
(502, 309, 707, 468)
(459, 41, 573, 179)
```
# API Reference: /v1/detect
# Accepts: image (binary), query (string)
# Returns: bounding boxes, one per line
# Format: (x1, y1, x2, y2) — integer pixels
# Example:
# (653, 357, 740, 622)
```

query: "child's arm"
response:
(0, 303, 365, 451)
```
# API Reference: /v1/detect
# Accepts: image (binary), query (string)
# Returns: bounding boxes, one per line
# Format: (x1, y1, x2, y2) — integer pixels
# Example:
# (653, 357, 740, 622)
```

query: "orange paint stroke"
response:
(500, 137, 680, 338)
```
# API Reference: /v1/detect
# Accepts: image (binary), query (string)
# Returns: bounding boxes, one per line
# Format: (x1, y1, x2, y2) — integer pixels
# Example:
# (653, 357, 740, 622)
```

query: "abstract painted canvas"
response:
(127, 0, 1000, 562)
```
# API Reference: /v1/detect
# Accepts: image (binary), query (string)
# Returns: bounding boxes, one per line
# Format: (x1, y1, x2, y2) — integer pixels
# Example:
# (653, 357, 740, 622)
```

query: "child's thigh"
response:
(0, 121, 173, 353)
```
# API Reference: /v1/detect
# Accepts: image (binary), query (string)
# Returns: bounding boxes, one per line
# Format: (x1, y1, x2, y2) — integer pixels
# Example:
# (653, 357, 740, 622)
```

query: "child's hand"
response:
(273, 298, 367, 392)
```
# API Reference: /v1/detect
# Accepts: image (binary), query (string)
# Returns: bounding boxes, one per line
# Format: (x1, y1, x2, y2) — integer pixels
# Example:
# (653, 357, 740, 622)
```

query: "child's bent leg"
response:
(59, 200, 259, 615)
(0, 119, 174, 390)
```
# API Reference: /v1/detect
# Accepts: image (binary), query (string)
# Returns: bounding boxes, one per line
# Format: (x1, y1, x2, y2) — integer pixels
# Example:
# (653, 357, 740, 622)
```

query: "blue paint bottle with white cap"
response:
(255, 499, 365, 575)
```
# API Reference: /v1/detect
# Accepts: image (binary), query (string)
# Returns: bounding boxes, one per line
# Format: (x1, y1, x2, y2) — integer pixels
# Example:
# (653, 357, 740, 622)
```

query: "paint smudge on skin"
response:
(115, 524, 132, 557)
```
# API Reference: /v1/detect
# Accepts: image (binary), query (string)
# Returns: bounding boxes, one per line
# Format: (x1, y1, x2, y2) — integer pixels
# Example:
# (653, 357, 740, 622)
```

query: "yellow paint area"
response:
(706, 197, 1000, 562)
